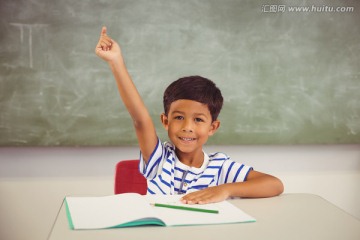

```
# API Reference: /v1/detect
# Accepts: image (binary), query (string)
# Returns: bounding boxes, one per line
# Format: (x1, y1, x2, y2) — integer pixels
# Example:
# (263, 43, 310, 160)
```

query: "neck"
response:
(176, 150, 204, 168)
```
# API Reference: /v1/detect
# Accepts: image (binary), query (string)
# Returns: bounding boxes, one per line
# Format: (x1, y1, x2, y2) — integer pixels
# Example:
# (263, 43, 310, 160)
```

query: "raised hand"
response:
(95, 26, 122, 63)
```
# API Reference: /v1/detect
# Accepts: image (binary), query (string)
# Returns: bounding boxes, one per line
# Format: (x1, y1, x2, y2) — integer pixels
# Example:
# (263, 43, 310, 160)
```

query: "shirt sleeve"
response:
(218, 160, 253, 184)
(139, 138, 164, 180)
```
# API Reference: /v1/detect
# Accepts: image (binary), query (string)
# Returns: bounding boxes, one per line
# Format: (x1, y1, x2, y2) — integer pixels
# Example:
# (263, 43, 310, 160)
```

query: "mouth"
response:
(179, 137, 196, 142)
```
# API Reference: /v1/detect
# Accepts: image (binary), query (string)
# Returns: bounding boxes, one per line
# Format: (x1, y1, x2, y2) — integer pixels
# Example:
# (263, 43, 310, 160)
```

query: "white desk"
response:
(47, 193, 360, 240)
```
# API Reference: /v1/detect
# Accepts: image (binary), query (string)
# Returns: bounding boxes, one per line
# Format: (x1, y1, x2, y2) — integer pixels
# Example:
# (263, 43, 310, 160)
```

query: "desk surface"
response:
(47, 193, 360, 240)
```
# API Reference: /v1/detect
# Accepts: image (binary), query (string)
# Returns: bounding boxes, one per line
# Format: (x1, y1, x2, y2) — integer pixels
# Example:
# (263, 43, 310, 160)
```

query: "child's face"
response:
(161, 99, 220, 159)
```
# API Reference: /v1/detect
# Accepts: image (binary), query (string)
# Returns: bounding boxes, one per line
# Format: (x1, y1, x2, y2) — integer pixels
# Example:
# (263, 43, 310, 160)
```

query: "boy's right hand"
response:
(95, 26, 122, 63)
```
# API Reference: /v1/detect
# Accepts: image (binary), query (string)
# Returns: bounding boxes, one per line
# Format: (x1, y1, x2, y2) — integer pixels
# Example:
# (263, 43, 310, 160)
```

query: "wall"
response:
(0, 145, 359, 240)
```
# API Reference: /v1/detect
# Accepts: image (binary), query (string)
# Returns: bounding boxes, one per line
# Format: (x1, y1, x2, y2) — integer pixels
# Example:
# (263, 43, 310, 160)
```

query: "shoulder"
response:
(207, 152, 231, 168)
(208, 152, 230, 161)
(208, 151, 249, 170)
(152, 139, 175, 153)
(163, 141, 175, 151)
(144, 139, 175, 162)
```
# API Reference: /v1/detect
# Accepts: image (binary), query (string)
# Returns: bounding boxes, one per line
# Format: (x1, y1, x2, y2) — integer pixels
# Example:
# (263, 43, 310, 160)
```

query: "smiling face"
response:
(161, 99, 220, 165)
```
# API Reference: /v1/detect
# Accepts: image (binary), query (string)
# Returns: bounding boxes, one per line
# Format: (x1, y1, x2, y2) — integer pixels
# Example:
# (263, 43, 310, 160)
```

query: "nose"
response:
(181, 119, 193, 132)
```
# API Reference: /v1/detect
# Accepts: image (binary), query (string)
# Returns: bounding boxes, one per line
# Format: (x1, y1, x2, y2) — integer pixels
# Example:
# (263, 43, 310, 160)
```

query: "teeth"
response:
(181, 137, 194, 141)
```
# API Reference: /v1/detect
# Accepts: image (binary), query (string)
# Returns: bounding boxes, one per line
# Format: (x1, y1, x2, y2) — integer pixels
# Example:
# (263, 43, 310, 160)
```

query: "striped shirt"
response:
(139, 138, 253, 195)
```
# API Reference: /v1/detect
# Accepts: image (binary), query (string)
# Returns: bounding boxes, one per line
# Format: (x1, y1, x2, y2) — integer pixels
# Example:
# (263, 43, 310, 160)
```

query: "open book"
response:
(65, 193, 256, 229)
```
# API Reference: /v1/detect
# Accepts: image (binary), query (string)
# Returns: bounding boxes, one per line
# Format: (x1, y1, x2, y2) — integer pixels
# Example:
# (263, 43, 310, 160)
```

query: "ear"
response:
(160, 113, 169, 130)
(208, 120, 220, 136)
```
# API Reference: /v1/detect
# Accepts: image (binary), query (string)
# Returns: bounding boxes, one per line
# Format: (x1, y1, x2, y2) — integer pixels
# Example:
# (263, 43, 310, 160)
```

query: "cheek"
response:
(167, 122, 179, 133)
(198, 127, 212, 136)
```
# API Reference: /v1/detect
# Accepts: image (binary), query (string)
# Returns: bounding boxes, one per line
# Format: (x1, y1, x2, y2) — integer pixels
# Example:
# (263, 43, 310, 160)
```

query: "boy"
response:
(96, 27, 284, 204)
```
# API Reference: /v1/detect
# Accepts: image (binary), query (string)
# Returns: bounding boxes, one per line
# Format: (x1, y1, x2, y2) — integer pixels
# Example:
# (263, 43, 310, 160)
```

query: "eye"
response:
(174, 116, 184, 120)
(194, 117, 204, 122)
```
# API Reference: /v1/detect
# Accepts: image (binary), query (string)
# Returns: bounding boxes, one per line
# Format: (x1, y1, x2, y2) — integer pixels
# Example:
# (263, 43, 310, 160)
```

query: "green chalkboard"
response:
(0, 0, 359, 146)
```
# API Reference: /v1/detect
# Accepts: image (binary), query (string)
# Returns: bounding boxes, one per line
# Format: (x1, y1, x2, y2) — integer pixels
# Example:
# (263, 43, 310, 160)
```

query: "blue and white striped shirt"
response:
(139, 138, 253, 195)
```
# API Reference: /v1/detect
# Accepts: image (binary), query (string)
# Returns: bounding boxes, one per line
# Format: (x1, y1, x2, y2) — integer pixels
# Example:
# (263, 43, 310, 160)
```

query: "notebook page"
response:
(66, 193, 159, 229)
(144, 195, 256, 226)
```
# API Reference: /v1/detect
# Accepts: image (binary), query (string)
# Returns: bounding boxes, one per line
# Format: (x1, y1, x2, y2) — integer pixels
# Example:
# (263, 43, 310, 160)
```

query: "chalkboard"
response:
(0, 0, 359, 146)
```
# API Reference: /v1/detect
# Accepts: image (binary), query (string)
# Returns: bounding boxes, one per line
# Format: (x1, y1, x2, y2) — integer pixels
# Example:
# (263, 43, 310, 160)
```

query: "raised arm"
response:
(95, 26, 157, 162)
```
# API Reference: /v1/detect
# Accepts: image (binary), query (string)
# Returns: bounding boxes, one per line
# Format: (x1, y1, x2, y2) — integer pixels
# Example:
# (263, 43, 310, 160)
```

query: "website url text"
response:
(261, 5, 355, 13)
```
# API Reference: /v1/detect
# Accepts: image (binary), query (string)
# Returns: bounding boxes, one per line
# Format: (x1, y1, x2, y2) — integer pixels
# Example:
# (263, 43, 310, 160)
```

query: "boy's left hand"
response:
(180, 185, 230, 204)
(95, 26, 122, 63)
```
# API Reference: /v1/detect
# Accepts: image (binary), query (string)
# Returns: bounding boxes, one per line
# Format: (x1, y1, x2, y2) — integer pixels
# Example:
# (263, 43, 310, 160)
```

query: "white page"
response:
(144, 195, 256, 226)
(66, 193, 160, 229)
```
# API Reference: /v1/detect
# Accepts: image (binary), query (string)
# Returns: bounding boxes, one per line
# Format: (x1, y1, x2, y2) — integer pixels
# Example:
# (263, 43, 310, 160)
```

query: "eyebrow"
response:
(171, 111, 209, 118)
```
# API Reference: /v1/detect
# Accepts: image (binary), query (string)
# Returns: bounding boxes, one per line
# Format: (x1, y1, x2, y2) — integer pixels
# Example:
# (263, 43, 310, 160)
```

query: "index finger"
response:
(101, 26, 107, 36)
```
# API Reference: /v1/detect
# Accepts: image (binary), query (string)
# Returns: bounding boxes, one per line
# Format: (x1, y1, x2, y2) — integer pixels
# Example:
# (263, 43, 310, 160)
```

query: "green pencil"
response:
(152, 203, 219, 214)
